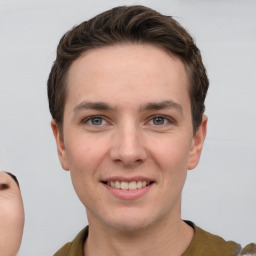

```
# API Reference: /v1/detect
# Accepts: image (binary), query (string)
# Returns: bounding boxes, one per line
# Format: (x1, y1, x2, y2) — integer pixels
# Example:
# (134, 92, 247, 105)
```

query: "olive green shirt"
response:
(54, 222, 256, 256)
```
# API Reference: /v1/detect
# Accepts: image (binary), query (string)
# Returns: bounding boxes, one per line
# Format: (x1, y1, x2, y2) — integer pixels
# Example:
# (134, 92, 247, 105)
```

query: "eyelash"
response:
(148, 115, 175, 125)
(82, 115, 108, 126)
(82, 115, 175, 127)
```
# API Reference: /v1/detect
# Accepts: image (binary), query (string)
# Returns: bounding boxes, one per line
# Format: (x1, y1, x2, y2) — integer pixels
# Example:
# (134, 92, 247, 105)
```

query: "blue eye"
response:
(152, 116, 166, 125)
(86, 116, 106, 126)
(150, 116, 170, 126)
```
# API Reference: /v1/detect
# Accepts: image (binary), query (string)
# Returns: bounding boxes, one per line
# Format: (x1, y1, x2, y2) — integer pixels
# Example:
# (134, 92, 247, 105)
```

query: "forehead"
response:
(66, 44, 190, 109)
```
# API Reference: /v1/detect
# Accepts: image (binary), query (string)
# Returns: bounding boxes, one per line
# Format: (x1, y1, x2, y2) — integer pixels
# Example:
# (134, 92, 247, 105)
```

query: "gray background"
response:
(0, 0, 255, 255)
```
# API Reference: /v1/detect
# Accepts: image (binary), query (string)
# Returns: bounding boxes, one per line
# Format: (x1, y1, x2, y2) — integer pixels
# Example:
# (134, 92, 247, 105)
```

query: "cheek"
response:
(66, 135, 108, 174)
(0, 198, 24, 254)
(150, 136, 191, 171)
(66, 136, 109, 198)
(0, 196, 24, 225)
(150, 136, 191, 198)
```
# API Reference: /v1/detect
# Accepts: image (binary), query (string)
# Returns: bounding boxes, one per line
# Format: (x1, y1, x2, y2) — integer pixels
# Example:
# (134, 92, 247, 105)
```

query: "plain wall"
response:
(0, 0, 255, 255)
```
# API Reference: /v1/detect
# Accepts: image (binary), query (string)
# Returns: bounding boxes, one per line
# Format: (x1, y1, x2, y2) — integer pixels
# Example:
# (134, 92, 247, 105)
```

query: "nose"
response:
(109, 123, 147, 167)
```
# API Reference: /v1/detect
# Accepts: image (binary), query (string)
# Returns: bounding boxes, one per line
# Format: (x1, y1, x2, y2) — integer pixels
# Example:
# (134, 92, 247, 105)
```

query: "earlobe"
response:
(188, 115, 208, 170)
(51, 120, 69, 171)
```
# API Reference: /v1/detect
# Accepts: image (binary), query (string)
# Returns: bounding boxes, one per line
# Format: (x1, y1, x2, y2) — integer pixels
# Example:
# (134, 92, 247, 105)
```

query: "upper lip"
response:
(101, 176, 154, 182)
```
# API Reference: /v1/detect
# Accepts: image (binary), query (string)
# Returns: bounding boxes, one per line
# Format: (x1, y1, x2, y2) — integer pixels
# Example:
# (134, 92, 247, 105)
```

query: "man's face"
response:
(0, 172, 24, 255)
(52, 44, 206, 231)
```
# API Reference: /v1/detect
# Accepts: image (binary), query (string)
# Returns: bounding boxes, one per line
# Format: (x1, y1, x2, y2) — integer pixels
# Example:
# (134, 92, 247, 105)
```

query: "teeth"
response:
(106, 180, 151, 190)
(137, 181, 142, 189)
(121, 181, 129, 190)
(128, 181, 136, 190)
(115, 180, 121, 189)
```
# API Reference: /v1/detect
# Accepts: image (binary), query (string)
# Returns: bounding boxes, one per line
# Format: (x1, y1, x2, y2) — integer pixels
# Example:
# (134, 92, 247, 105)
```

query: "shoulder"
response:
(54, 242, 72, 256)
(240, 243, 256, 255)
(183, 221, 256, 256)
(53, 227, 88, 256)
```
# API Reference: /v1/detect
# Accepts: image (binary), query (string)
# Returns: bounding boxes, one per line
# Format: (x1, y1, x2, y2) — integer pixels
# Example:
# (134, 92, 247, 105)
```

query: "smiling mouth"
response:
(102, 180, 154, 190)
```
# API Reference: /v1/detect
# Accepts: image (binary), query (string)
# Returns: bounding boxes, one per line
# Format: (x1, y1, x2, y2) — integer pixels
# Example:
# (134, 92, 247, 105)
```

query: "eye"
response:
(148, 115, 172, 126)
(86, 116, 106, 126)
(152, 116, 166, 125)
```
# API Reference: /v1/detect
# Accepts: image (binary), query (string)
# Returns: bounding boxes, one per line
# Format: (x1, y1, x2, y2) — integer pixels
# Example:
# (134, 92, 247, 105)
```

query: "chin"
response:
(102, 211, 156, 232)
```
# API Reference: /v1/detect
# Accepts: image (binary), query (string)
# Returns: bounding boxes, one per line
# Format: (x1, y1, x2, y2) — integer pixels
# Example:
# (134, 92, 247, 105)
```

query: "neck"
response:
(84, 216, 194, 256)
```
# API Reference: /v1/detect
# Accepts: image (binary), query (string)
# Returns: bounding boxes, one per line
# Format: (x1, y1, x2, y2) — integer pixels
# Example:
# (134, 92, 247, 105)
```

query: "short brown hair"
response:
(47, 5, 209, 133)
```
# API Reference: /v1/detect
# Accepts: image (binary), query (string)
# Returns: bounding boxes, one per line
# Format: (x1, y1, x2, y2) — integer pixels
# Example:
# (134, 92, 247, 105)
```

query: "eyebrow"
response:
(141, 100, 183, 113)
(73, 100, 183, 114)
(0, 183, 9, 190)
(74, 101, 115, 112)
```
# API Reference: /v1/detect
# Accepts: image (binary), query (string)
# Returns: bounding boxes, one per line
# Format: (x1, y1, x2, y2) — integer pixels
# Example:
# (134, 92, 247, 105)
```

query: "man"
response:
(48, 5, 255, 256)
(0, 171, 24, 256)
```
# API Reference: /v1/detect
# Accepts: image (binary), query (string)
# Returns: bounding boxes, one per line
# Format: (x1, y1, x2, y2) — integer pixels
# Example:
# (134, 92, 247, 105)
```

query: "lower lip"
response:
(102, 183, 154, 200)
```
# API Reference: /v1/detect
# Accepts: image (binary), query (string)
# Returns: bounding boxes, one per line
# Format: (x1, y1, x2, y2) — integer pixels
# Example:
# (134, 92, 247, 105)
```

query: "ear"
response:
(51, 120, 69, 171)
(188, 115, 208, 170)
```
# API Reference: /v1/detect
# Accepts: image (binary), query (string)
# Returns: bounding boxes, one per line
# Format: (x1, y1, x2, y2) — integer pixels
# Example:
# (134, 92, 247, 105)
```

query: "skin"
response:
(0, 171, 24, 256)
(52, 44, 207, 256)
